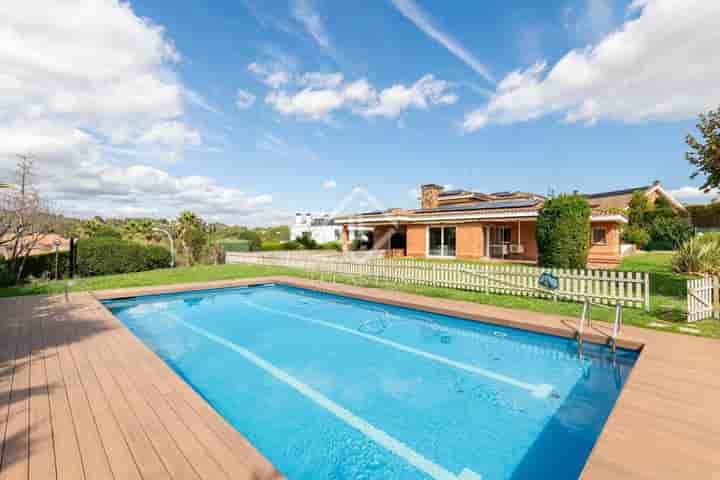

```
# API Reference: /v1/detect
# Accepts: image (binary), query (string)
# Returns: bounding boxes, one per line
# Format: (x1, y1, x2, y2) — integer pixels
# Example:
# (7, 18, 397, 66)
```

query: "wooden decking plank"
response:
(54, 313, 114, 480)
(79, 322, 172, 480)
(0, 301, 32, 480)
(110, 324, 280, 479)
(91, 332, 201, 480)
(101, 328, 230, 480)
(43, 313, 85, 480)
(63, 317, 142, 480)
(28, 312, 56, 480)
(0, 303, 20, 477)
(106, 325, 260, 478)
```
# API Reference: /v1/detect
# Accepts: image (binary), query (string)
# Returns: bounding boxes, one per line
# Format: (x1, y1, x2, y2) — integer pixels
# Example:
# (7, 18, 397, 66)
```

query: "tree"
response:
(175, 211, 206, 265)
(627, 190, 653, 226)
(536, 194, 591, 269)
(0, 156, 59, 283)
(80, 218, 121, 239)
(687, 106, 720, 190)
(122, 219, 156, 243)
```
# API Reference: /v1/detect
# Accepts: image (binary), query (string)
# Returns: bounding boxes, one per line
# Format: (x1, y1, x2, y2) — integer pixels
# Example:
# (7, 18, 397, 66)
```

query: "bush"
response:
(320, 241, 342, 251)
(672, 235, 720, 274)
(217, 239, 250, 252)
(647, 216, 692, 248)
(259, 240, 302, 251)
(0, 258, 12, 287)
(76, 238, 171, 277)
(296, 232, 319, 249)
(536, 194, 591, 269)
(621, 225, 651, 248)
(20, 250, 71, 279)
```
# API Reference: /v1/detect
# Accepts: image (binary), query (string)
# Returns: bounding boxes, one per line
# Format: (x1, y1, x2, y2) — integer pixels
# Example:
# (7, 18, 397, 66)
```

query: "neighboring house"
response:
(335, 182, 685, 267)
(0, 233, 69, 258)
(291, 213, 371, 244)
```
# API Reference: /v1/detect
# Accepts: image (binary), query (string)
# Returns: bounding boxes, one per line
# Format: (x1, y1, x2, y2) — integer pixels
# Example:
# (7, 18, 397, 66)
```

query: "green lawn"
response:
(1, 253, 718, 339)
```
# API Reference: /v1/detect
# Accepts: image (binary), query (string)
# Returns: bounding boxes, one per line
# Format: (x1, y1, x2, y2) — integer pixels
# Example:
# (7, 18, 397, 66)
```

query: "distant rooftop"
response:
(584, 185, 652, 199)
(417, 198, 540, 213)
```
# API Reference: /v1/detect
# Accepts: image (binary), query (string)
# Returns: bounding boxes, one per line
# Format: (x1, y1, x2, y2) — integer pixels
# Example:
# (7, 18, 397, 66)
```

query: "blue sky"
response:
(2, 0, 719, 224)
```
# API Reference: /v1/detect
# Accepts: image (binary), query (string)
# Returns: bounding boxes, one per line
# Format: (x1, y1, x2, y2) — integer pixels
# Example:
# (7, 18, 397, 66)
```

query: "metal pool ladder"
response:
(576, 300, 623, 352)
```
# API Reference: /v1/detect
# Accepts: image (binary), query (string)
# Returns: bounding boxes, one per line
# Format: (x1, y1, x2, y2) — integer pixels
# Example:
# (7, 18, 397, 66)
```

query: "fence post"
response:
(644, 272, 650, 312)
(714, 276, 720, 320)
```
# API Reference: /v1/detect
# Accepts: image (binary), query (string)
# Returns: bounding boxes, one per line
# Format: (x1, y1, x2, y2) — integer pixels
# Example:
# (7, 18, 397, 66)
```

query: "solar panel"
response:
(417, 198, 539, 213)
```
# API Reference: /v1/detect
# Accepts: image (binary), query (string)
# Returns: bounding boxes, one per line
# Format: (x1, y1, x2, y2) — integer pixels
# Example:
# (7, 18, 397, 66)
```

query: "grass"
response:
(1, 253, 718, 339)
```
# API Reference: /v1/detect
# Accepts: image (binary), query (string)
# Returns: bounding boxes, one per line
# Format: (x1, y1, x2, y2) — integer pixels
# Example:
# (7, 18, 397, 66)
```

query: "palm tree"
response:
(175, 211, 204, 265)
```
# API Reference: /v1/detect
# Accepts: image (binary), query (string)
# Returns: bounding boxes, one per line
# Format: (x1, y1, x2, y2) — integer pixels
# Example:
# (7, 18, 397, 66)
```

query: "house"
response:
(0, 233, 69, 258)
(291, 213, 371, 244)
(335, 182, 685, 267)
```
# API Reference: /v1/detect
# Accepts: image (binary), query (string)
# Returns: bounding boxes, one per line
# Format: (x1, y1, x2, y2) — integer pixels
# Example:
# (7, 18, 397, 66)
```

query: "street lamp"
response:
(152, 227, 175, 268)
(53, 238, 62, 279)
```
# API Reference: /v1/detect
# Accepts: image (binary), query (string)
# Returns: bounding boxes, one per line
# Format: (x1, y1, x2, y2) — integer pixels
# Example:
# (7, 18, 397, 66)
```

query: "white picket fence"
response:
(227, 252, 651, 310)
(687, 276, 718, 322)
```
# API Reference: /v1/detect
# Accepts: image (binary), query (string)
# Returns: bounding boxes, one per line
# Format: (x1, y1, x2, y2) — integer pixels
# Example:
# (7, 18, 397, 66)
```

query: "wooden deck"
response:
(1, 276, 719, 479)
(0, 289, 282, 480)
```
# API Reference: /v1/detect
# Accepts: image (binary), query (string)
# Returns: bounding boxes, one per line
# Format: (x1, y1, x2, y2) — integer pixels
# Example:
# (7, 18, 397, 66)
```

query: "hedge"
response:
(20, 250, 71, 279)
(218, 239, 250, 252)
(536, 194, 591, 269)
(76, 238, 171, 277)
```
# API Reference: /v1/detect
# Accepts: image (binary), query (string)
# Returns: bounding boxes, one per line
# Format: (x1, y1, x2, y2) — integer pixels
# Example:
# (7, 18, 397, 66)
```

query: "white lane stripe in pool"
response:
(243, 300, 553, 399)
(175, 318, 482, 480)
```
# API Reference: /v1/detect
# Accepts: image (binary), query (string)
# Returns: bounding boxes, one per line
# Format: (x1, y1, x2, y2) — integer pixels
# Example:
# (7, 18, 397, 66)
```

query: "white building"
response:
(291, 213, 371, 244)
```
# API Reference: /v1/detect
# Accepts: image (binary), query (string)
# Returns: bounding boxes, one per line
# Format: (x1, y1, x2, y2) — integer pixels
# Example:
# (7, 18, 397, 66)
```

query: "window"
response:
(592, 227, 608, 245)
(334, 229, 341, 241)
(428, 226, 456, 257)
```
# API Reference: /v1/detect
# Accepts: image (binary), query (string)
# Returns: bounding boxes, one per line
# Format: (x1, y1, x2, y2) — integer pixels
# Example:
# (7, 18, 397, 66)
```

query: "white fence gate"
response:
(227, 252, 651, 310)
(687, 276, 718, 322)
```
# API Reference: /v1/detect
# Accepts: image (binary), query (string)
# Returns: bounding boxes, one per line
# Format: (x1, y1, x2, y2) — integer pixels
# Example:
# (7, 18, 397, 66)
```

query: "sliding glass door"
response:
(428, 226, 456, 257)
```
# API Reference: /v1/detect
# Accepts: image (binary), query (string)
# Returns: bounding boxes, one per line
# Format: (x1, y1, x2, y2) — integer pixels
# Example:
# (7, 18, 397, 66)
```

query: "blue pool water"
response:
(104, 284, 638, 480)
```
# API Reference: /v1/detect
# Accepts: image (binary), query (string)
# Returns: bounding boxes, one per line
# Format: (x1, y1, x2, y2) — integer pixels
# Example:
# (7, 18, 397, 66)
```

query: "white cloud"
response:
(669, 186, 720, 204)
(322, 179, 337, 189)
(265, 73, 457, 121)
(462, 0, 720, 132)
(389, 0, 493, 82)
(0, 124, 275, 223)
(291, 0, 331, 50)
(298, 72, 344, 89)
(0, 0, 275, 224)
(267, 88, 345, 120)
(140, 121, 201, 147)
(235, 89, 256, 109)
(0, 0, 187, 140)
(363, 75, 458, 118)
(248, 62, 291, 88)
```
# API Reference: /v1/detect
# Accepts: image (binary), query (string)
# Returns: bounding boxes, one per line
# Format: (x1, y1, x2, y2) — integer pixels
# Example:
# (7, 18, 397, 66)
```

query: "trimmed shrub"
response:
(536, 194, 591, 269)
(0, 258, 12, 287)
(218, 239, 250, 252)
(320, 241, 342, 251)
(621, 225, 651, 248)
(21, 250, 71, 279)
(76, 238, 171, 277)
(260, 240, 302, 251)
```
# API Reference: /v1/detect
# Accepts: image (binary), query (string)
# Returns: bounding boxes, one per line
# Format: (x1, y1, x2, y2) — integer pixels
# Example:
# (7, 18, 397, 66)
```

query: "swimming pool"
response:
(103, 283, 638, 480)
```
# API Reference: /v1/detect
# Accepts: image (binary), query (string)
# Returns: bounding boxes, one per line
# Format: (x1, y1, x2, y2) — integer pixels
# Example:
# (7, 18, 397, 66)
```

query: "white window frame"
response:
(592, 227, 608, 245)
(426, 225, 457, 258)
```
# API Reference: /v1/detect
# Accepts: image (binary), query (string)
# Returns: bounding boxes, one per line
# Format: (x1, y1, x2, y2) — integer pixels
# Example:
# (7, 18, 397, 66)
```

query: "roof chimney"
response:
(420, 184, 443, 209)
